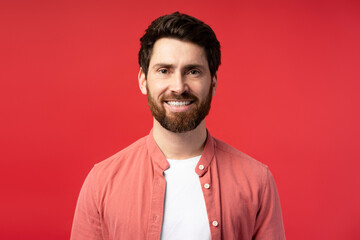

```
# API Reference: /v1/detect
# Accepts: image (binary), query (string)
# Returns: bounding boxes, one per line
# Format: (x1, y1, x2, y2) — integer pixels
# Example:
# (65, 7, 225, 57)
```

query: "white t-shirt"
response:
(160, 155, 211, 240)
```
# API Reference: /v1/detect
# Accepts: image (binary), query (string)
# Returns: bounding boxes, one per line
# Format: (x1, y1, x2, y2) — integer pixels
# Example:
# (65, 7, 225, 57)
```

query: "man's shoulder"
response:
(213, 137, 269, 173)
(90, 135, 149, 177)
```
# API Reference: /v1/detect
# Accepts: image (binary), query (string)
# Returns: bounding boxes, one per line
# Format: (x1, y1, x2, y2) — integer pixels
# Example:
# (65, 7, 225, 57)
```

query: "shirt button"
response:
(212, 220, 219, 227)
(199, 165, 205, 170)
(204, 183, 210, 189)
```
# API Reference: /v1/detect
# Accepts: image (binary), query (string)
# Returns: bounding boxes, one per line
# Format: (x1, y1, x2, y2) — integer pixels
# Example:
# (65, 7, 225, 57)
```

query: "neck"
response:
(152, 119, 207, 160)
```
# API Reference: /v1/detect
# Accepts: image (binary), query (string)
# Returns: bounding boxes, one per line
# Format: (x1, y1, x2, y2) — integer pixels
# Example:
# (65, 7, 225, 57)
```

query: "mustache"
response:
(161, 92, 198, 101)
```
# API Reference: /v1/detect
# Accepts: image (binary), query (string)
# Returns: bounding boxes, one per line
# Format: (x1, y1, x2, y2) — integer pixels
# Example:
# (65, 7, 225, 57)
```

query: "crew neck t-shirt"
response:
(160, 155, 210, 240)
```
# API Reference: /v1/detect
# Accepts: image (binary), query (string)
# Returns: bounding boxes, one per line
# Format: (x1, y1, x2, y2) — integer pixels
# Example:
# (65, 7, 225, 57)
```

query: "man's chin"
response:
(160, 116, 199, 133)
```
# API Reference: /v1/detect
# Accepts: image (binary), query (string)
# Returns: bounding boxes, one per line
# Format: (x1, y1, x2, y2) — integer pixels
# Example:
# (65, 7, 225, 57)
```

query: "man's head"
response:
(138, 12, 221, 79)
(138, 12, 221, 133)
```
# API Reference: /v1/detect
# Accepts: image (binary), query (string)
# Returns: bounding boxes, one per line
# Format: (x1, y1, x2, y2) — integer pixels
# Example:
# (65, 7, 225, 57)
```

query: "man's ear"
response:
(138, 68, 147, 95)
(212, 73, 218, 96)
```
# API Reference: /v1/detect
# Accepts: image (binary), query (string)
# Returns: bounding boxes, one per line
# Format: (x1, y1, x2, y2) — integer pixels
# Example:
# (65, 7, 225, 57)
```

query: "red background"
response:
(1, 0, 359, 239)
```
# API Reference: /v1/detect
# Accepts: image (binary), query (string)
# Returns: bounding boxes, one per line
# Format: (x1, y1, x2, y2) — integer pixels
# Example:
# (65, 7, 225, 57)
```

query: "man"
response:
(71, 12, 285, 240)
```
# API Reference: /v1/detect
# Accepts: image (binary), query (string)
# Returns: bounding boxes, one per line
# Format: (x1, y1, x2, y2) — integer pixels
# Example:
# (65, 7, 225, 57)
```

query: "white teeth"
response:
(167, 101, 191, 106)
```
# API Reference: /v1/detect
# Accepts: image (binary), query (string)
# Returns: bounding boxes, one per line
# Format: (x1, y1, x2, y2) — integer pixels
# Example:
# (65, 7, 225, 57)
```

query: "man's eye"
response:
(159, 69, 168, 74)
(188, 69, 200, 75)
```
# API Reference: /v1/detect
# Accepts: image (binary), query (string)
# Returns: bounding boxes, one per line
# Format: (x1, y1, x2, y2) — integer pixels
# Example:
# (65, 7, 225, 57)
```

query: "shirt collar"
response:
(196, 130, 215, 176)
(146, 129, 216, 175)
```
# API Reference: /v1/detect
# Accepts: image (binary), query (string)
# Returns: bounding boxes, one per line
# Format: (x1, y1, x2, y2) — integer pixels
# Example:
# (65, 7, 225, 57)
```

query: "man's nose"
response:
(169, 72, 188, 94)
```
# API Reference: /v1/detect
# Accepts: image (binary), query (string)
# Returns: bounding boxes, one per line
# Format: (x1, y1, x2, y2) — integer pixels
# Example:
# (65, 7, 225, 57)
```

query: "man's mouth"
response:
(165, 101, 193, 106)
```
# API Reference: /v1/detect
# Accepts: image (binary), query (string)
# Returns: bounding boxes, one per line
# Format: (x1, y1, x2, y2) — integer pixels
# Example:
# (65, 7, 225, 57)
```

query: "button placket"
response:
(147, 168, 166, 240)
(199, 162, 222, 239)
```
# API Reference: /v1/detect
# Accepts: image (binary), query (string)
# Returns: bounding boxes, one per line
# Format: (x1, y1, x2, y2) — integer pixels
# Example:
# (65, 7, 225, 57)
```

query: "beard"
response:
(146, 85, 213, 133)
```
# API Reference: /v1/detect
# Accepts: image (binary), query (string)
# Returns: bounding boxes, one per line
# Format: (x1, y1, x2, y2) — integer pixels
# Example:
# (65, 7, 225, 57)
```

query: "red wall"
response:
(1, 0, 359, 239)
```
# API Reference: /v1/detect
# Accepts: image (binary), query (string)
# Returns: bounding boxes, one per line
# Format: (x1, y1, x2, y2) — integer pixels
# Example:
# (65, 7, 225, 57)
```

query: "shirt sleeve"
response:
(253, 168, 286, 240)
(71, 167, 103, 240)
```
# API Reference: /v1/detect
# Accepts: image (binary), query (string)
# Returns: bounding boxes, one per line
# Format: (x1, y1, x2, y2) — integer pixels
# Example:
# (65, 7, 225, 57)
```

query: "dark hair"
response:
(139, 12, 221, 78)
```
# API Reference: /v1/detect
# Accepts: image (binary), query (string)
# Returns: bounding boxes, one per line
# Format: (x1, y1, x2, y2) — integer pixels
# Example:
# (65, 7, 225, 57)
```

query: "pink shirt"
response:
(71, 131, 285, 240)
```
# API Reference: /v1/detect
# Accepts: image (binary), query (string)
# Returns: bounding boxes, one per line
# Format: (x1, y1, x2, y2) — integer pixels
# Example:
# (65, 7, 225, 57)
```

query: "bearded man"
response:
(71, 12, 286, 240)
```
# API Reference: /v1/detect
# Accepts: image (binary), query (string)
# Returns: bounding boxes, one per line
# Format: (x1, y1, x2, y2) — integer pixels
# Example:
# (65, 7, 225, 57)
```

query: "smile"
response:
(166, 101, 192, 106)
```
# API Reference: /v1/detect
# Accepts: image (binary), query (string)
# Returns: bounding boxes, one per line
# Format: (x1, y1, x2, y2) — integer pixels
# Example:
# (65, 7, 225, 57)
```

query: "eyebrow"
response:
(151, 63, 206, 71)
(183, 64, 205, 71)
(152, 63, 173, 70)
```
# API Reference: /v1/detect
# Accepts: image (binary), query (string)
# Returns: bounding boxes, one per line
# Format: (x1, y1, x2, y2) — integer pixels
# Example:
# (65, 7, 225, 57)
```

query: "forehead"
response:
(149, 38, 208, 68)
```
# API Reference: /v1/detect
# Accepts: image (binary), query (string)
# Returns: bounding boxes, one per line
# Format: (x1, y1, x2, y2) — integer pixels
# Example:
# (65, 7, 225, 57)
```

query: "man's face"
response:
(139, 38, 217, 133)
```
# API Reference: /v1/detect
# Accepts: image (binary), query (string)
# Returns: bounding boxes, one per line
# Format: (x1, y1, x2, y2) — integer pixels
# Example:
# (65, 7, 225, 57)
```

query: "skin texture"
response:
(138, 38, 217, 159)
